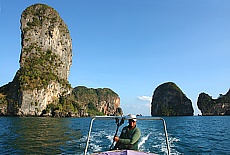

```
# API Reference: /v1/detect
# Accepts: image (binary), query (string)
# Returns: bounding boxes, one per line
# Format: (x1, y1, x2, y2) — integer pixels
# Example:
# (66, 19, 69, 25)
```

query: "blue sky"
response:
(0, 0, 230, 116)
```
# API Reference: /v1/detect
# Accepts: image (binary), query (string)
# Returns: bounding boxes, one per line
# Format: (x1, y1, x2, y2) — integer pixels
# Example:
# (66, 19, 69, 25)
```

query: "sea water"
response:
(0, 116, 229, 155)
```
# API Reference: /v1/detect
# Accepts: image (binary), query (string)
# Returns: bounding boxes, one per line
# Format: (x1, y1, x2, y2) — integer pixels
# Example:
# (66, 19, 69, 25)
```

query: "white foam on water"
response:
(169, 137, 180, 143)
(85, 129, 117, 153)
(90, 143, 102, 152)
(106, 134, 114, 143)
(168, 136, 183, 155)
(81, 122, 183, 155)
(159, 133, 182, 155)
(139, 132, 152, 147)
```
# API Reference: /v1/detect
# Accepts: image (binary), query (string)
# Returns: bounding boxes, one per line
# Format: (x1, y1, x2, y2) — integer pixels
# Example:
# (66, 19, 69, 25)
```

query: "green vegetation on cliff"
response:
(22, 4, 54, 31)
(22, 4, 68, 35)
(19, 44, 70, 90)
(72, 86, 119, 116)
(19, 3, 71, 91)
(43, 95, 80, 116)
(41, 86, 119, 117)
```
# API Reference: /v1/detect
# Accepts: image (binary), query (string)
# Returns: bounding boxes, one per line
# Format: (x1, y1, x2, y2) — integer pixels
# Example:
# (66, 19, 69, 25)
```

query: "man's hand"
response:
(114, 136, 119, 142)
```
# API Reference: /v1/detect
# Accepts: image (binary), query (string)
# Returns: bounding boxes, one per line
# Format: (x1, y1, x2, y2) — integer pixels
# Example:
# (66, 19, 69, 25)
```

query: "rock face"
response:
(0, 92, 7, 116)
(72, 86, 121, 116)
(0, 3, 121, 117)
(151, 82, 194, 116)
(4, 4, 72, 116)
(197, 89, 230, 116)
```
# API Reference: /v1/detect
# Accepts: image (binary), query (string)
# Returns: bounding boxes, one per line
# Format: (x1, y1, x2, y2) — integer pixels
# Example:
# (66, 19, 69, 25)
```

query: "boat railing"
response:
(84, 116, 170, 155)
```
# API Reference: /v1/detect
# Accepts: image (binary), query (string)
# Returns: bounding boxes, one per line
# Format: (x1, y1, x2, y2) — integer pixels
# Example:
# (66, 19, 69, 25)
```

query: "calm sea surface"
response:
(0, 116, 229, 155)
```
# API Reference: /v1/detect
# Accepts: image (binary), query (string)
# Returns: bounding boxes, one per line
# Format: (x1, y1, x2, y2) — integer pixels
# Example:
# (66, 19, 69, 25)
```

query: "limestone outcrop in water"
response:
(0, 4, 121, 117)
(197, 89, 230, 116)
(2, 4, 72, 116)
(72, 86, 121, 116)
(151, 82, 194, 116)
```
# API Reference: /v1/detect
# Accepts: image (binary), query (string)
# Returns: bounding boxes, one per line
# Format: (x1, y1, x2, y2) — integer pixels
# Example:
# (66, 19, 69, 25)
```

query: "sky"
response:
(0, 0, 230, 116)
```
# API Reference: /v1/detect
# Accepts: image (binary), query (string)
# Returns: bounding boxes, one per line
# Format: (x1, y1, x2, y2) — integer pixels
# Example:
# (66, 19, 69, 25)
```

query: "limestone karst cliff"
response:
(72, 86, 121, 116)
(197, 89, 230, 116)
(151, 82, 194, 116)
(5, 4, 73, 116)
(0, 3, 121, 117)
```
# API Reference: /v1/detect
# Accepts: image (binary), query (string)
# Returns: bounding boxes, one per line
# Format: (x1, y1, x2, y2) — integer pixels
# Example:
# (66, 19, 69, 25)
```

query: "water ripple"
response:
(0, 116, 230, 155)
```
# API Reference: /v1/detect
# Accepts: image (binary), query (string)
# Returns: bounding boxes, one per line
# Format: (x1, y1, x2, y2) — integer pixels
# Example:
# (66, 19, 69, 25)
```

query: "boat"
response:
(84, 116, 170, 155)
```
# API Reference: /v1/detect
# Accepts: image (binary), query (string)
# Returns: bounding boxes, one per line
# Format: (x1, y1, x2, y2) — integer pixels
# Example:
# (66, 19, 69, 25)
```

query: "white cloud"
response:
(121, 97, 152, 116)
(137, 96, 152, 102)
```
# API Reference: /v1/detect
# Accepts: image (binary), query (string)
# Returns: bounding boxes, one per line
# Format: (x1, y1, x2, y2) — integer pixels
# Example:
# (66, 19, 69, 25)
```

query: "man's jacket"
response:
(115, 125, 141, 150)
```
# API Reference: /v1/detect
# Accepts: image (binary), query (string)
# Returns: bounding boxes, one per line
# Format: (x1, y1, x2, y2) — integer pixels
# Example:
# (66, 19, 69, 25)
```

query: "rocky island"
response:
(151, 82, 194, 116)
(0, 4, 121, 117)
(197, 89, 230, 116)
(0, 3, 229, 117)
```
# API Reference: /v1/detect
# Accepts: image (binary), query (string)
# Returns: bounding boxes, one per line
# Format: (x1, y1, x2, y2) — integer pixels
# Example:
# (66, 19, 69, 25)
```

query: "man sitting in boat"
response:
(113, 114, 141, 150)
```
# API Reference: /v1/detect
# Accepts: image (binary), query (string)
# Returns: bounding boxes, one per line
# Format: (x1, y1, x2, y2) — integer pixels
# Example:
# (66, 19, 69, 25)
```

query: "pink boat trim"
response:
(92, 150, 157, 155)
